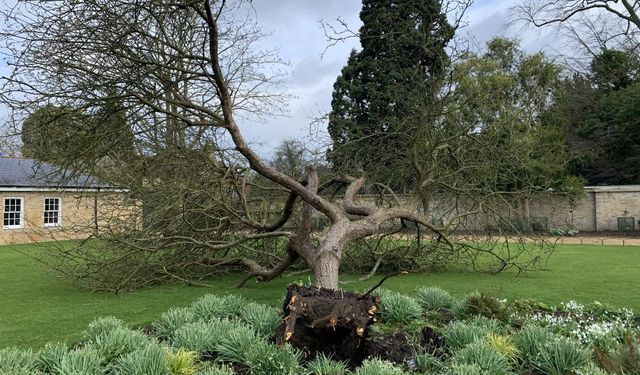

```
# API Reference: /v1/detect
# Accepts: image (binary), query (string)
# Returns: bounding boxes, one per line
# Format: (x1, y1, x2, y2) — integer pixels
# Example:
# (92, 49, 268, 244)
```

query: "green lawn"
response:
(2, 241, 639, 349)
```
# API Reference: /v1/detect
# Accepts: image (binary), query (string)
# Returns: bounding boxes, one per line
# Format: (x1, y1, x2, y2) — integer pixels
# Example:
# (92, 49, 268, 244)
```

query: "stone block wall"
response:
(0, 190, 131, 245)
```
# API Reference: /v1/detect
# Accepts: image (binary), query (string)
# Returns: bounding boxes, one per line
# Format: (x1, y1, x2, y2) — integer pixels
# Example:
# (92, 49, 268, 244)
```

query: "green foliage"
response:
(451, 341, 513, 375)
(244, 343, 302, 375)
(214, 325, 260, 363)
(165, 348, 197, 375)
(154, 307, 197, 339)
(113, 343, 171, 375)
(355, 359, 406, 375)
(377, 289, 423, 324)
(458, 291, 504, 319)
(89, 326, 149, 364)
(577, 364, 611, 375)
(327, 0, 454, 186)
(83, 316, 126, 342)
(170, 320, 231, 354)
(414, 352, 444, 373)
(443, 317, 502, 350)
(590, 49, 638, 92)
(485, 333, 518, 362)
(445, 363, 484, 375)
(415, 286, 455, 311)
(196, 364, 234, 375)
(444, 321, 487, 350)
(36, 342, 69, 374)
(0, 347, 36, 375)
(305, 353, 350, 375)
(554, 48, 640, 185)
(593, 335, 640, 374)
(550, 227, 579, 236)
(513, 325, 554, 365)
(21, 102, 135, 170)
(54, 345, 105, 375)
(239, 302, 282, 337)
(534, 338, 589, 375)
(191, 294, 246, 321)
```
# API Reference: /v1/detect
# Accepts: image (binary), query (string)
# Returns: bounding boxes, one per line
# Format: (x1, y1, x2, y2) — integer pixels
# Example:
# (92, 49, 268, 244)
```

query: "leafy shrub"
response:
(444, 321, 486, 350)
(414, 352, 444, 373)
(513, 325, 554, 365)
(239, 302, 281, 337)
(416, 287, 455, 311)
(89, 326, 150, 363)
(191, 294, 246, 321)
(451, 341, 512, 375)
(485, 333, 518, 362)
(244, 343, 302, 375)
(0, 347, 36, 375)
(54, 345, 105, 375)
(83, 316, 126, 342)
(36, 342, 68, 374)
(459, 291, 503, 319)
(171, 321, 222, 354)
(576, 363, 611, 375)
(196, 364, 234, 375)
(593, 335, 640, 374)
(466, 316, 503, 334)
(444, 317, 500, 351)
(445, 363, 484, 375)
(535, 338, 589, 375)
(166, 348, 197, 375)
(305, 353, 350, 375)
(113, 343, 171, 375)
(154, 307, 197, 339)
(550, 227, 579, 236)
(355, 358, 406, 375)
(377, 289, 422, 324)
(215, 325, 261, 363)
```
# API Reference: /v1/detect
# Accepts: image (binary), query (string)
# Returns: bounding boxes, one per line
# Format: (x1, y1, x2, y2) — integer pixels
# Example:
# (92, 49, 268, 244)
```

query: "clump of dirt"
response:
(365, 329, 417, 364)
(421, 326, 446, 358)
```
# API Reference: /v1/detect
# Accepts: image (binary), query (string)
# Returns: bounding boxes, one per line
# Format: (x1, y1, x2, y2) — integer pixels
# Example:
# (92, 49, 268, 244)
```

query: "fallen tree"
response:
(0, 0, 558, 292)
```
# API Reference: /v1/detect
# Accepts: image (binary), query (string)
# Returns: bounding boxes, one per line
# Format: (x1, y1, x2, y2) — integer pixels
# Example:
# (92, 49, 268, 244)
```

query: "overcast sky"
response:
(237, 0, 561, 156)
(0, 0, 563, 158)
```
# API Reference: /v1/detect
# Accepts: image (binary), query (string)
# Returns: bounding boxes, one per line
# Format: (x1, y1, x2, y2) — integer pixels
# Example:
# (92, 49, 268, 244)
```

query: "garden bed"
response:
(2, 285, 639, 374)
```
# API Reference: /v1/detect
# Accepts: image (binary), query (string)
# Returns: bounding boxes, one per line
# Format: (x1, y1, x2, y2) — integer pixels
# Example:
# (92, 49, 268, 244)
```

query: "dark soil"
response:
(365, 329, 417, 364)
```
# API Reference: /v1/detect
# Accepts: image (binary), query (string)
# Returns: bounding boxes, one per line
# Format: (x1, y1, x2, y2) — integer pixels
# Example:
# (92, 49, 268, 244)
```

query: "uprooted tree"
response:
(0, 0, 556, 296)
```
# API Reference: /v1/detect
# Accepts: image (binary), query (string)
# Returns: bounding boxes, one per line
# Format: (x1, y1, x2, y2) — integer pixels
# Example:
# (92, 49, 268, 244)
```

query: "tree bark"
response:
(312, 251, 340, 290)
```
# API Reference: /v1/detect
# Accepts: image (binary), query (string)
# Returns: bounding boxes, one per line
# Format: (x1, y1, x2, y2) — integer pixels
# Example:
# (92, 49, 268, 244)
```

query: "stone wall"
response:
(356, 185, 640, 232)
(0, 190, 132, 245)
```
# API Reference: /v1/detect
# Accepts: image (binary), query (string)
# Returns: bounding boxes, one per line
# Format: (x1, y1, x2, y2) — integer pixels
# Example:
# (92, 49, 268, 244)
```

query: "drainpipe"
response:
(592, 190, 598, 232)
(93, 188, 99, 235)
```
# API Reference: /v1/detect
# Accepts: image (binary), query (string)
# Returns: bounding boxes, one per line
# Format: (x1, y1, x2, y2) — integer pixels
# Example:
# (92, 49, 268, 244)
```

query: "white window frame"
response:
(3, 197, 24, 229)
(43, 197, 62, 227)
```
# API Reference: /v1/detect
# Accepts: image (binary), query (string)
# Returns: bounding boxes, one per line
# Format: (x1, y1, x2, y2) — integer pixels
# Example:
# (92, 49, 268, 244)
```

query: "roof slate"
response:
(0, 158, 111, 189)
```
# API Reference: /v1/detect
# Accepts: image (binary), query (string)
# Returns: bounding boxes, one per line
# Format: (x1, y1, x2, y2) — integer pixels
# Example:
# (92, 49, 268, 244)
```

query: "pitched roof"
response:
(0, 158, 111, 189)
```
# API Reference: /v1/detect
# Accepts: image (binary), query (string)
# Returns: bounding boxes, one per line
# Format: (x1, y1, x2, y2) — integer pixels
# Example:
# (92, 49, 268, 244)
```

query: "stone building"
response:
(0, 157, 130, 244)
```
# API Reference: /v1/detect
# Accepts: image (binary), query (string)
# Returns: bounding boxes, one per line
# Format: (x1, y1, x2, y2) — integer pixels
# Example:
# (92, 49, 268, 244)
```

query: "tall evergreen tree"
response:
(327, 0, 454, 189)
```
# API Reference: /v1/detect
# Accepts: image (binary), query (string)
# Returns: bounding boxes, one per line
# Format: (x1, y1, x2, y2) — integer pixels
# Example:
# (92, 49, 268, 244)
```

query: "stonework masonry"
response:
(356, 185, 640, 233)
(0, 190, 131, 245)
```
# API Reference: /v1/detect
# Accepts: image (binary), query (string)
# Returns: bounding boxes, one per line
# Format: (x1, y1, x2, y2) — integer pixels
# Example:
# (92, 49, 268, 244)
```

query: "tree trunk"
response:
(312, 251, 340, 290)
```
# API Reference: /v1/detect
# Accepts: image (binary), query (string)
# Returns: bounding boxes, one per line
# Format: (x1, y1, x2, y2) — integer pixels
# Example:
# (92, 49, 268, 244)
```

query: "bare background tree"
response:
(512, 0, 640, 70)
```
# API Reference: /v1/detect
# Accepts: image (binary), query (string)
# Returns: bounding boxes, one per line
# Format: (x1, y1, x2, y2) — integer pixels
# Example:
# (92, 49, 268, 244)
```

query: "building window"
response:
(44, 197, 61, 227)
(4, 198, 23, 229)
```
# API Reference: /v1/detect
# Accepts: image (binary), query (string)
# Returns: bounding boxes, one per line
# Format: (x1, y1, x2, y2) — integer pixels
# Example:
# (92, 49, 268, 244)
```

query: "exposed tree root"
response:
(276, 285, 380, 366)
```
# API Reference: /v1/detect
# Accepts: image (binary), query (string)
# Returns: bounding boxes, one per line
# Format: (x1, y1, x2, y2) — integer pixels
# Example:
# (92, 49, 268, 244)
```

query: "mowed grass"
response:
(1, 241, 639, 348)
